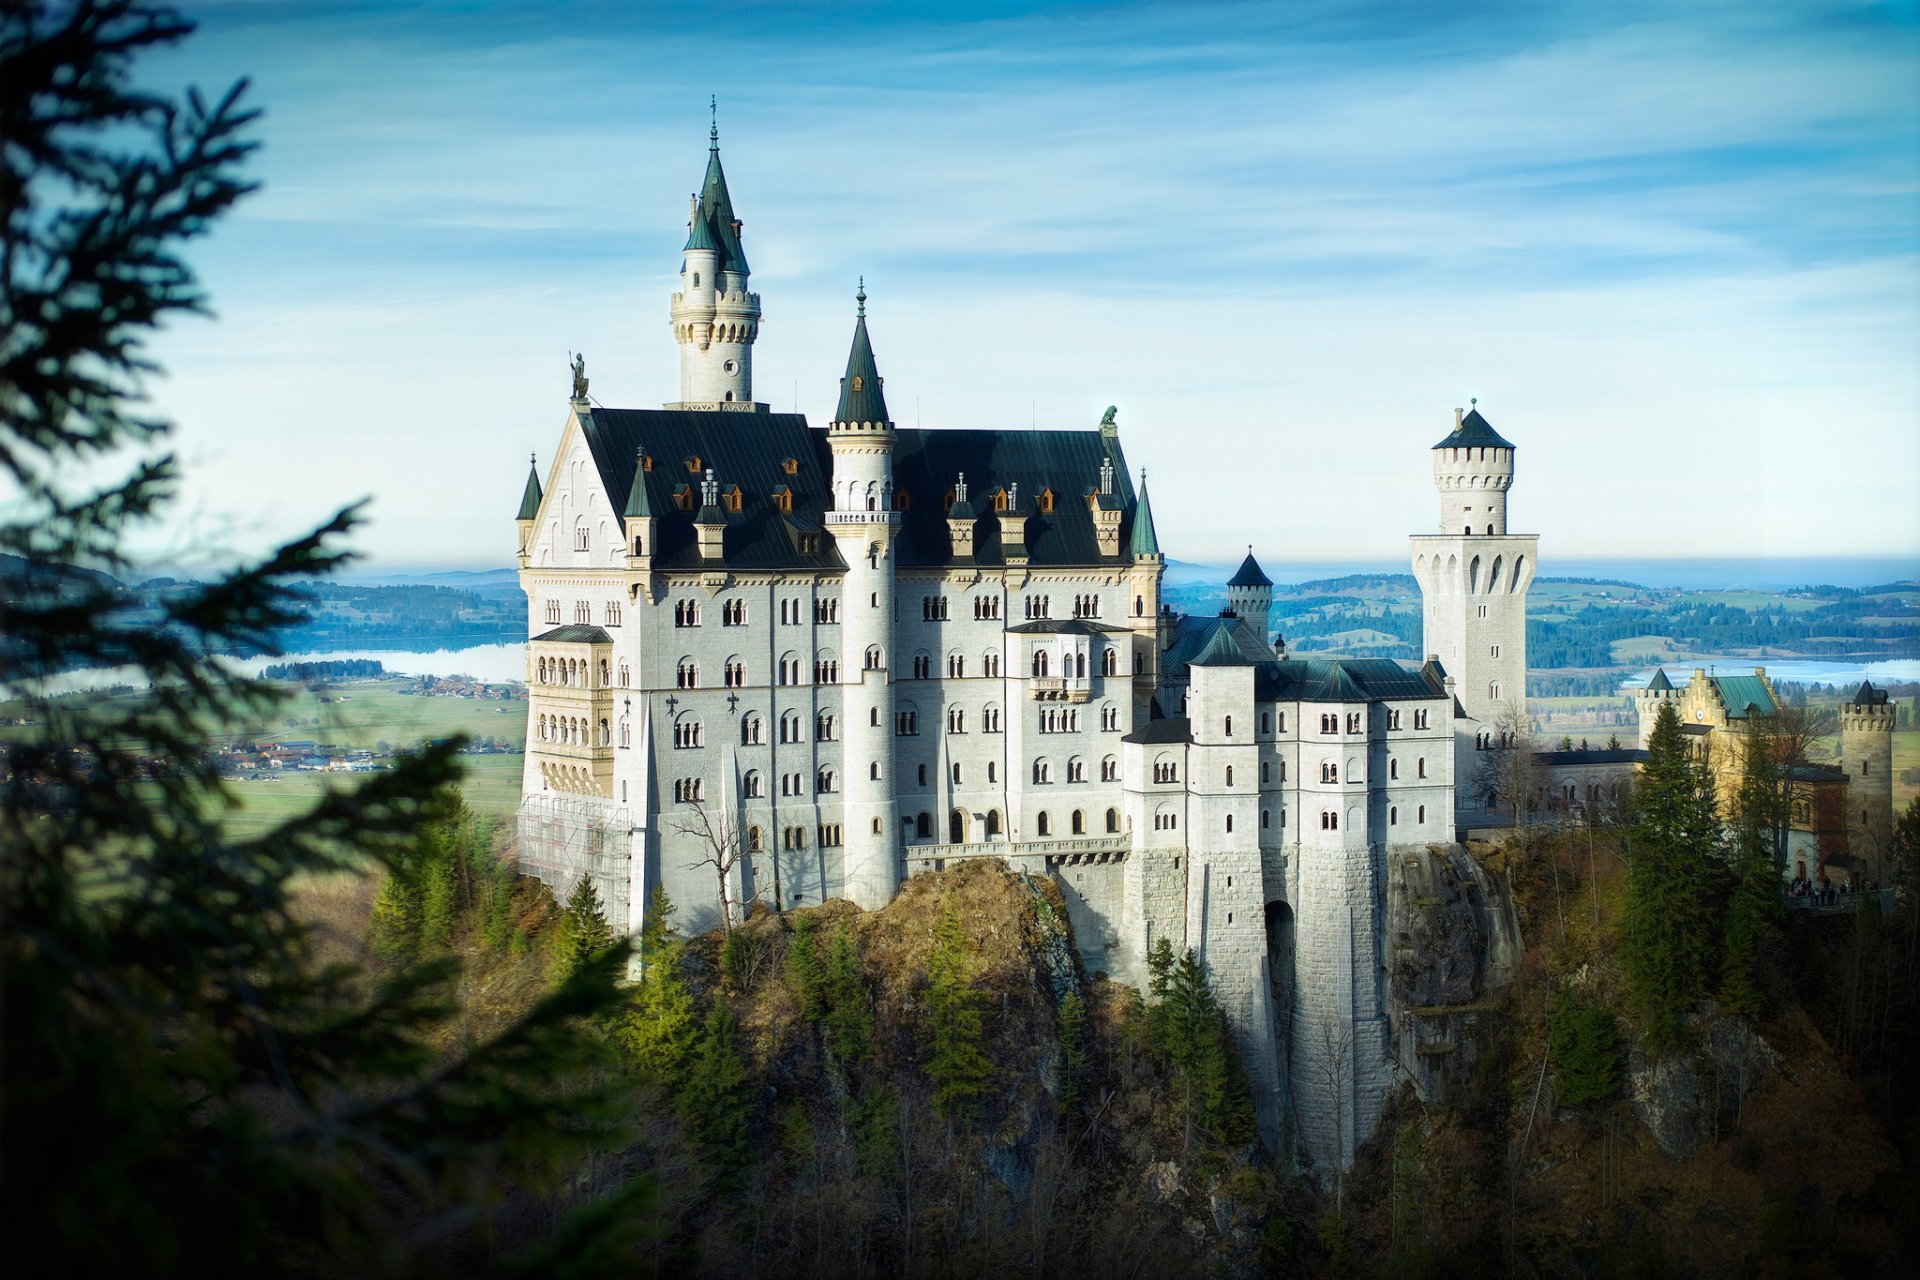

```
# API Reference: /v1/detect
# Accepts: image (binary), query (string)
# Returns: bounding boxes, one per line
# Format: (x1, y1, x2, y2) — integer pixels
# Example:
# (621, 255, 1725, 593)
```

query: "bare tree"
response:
(1473, 700, 1541, 830)
(667, 799, 748, 934)
(1313, 1013, 1355, 1213)
(1750, 705, 1836, 878)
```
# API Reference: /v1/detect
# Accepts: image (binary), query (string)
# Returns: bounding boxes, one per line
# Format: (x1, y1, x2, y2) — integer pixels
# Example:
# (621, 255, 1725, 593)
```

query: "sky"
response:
(133, 0, 1920, 574)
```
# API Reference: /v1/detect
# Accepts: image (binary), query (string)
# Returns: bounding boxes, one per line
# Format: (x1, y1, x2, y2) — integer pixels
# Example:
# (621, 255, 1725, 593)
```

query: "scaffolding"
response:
(516, 792, 637, 933)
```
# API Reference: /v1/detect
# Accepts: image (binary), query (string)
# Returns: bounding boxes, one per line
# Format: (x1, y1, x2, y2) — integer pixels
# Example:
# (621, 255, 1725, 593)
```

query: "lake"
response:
(27, 642, 528, 695)
(1621, 658, 1920, 691)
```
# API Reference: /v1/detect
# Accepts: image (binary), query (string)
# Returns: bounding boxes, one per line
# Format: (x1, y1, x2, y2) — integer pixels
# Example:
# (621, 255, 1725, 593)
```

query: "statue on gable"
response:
(1100, 405, 1117, 427)
(569, 351, 589, 401)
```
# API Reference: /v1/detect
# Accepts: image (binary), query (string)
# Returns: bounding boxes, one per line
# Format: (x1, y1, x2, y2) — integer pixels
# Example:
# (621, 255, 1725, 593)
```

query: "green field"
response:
(221, 753, 526, 832)
(8, 679, 531, 828)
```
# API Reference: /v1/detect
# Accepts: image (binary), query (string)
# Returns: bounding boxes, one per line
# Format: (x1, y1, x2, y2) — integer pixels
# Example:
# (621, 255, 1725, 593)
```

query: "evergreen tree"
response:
(1891, 795, 1920, 934)
(923, 902, 995, 1117)
(1548, 992, 1621, 1105)
(1162, 948, 1252, 1145)
(787, 912, 826, 1020)
(553, 874, 616, 981)
(1056, 988, 1088, 1116)
(1621, 701, 1722, 1053)
(1719, 727, 1785, 1016)
(619, 889, 698, 1086)
(368, 864, 424, 964)
(419, 830, 461, 952)
(677, 1001, 755, 1186)
(823, 923, 874, 1068)
(0, 6, 645, 1270)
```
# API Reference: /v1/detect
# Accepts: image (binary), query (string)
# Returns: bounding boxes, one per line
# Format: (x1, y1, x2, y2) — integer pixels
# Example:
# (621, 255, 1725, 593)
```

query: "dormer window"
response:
(992, 488, 1008, 513)
(851, 375, 864, 392)
(782, 457, 800, 475)
(725, 486, 743, 513)
(771, 485, 793, 513)
(673, 486, 693, 511)
(895, 489, 910, 511)
(1038, 488, 1055, 513)
(685, 455, 701, 473)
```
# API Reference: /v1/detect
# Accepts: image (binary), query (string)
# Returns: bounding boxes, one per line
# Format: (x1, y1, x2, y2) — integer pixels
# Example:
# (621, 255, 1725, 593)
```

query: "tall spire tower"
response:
(668, 106, 765, 410)
(825, 282, 901, 908)
(1410, 404, 1538, 824)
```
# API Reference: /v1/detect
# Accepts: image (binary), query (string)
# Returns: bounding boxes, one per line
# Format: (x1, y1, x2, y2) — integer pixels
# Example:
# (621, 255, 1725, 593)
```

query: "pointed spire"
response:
(623, 448, 652, 519)
(516, 453, 543, 520)
(693, 109, 747, 274)
(1128, 470, 1160, 558)
(833, 284, 891, 425)
(1228, 549, 1271, 588)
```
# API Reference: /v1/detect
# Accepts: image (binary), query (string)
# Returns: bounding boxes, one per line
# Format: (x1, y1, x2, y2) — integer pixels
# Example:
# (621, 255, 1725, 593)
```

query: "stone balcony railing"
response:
(1029, 676, 1091, 703)
(902, 834, 1128, 865)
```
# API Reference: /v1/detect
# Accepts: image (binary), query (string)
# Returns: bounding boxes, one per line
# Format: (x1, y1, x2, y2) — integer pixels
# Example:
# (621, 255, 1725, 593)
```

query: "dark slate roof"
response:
(1190, 619, 1256, 667)
(577, 409, 844, 573)
(1128, 477, 1160, 558)
(833, 306, 890, 424)
(1227, 552, 1272, 588)
(1850, 680, 1887, 706)
(1159, 613, 1448, 702)
(1432, 407, 1515, 451)
(577, 409, 1146, 573)
(1645, 668, 1674, 692)
(1123, 716, 1192, 745)
(1005, 619, 1125, 635)
(516, 458, 543, 521)
(1709, 674, 1777, 719)
(1787, 763, 1848, 783)
(891, 426, 1142, 568)
(693, 139, 748, 274)
(1533, 748, 1646, 766)
(532, 624, 612, 644)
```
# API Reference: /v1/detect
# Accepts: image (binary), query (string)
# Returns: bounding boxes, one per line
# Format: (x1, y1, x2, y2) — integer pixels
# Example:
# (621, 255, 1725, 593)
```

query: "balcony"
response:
(1029, 676, 1091, 703)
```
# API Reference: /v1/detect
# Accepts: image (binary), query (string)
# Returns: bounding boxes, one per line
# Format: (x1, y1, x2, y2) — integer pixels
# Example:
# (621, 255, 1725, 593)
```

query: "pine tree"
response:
(368, 865, 423, 964)
(923, 901, 995, 1117)
(1056, 988, 1088, 1117)
(619, 890, 698, 1086)
(1548, 992, 1621, 1105)
(677, 1001, 755, 1186)
(419, 831, 461, 952)
(0, 6, 645, 1268)
(1162, 948, 1252, 1145)
(823, 923, 874, 1068)
(787, 912, 826, 1020)
(1621, 701, 1723, 1053)
(1719, 726, 1785, 1016)
(553, 874, 616, 981)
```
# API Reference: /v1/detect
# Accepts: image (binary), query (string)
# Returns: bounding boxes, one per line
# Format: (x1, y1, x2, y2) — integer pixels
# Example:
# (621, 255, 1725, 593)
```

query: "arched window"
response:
(676, 658, 698, 688)
(1390, 759, 1399, 779)
(1071, 810, 1086, 835)
(1106, 808, 1120, 833)
(1225, 814, 1233, 834)
(1037, 811, 1053, 837)
(744, 770, 763, 798)
(1418, 804, 1426, 823)
(1225, 765, 1234, 787)
(1102, 647, 1118, 676)
(869, 761, 882, 780)
(748, 826, 763, 852)
(986, 809, 1003, 837)
(916, 812, 932, 839)
(1033, 650, 1050, 678)
(817, 768, 835, 793)
(1224, 715, 1232, 738)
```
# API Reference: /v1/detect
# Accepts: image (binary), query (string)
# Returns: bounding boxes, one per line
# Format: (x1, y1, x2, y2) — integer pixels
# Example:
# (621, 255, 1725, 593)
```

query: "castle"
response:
(509, 126, 1567, 1175)
(1630, 668, 1895, 884)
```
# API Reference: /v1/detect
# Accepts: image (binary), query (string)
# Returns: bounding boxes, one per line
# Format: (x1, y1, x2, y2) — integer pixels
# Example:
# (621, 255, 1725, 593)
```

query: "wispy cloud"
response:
(145, 0, 1920, 566)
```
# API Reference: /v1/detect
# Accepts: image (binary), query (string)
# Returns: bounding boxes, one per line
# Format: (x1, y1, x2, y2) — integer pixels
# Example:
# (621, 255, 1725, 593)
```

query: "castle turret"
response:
(825, 284, 900, 908)
(668, 118, 764, 410)
(1409, 403, 1537, 823)
(1632, 668, 1677, 750)
(515, 452, 543, 568)
(622, 447, 654, 572)
(1225, 548, 1274, 642)
(1841, 680, 1895, 875)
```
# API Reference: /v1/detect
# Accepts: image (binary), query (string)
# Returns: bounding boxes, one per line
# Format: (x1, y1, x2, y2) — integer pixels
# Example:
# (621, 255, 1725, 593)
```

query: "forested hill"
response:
(1160, 572, 1920, 676)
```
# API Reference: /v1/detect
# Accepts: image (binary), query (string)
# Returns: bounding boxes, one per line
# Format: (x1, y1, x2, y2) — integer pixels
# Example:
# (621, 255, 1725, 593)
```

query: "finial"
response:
(856, 276, 866, 318)
(709, 95, 718, 148)
(1470, 396, 1477, 408)
(529, 452, 535, 467)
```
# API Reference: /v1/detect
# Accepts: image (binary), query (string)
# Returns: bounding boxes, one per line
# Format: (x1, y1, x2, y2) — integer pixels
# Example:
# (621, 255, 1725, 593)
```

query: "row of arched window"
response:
(536, 655, 617, 687)
(535, 714, 610, 746)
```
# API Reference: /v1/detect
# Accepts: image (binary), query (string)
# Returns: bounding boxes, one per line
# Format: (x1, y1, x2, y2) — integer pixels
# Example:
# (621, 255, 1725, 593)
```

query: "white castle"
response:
(512, 127, 1538, 1174)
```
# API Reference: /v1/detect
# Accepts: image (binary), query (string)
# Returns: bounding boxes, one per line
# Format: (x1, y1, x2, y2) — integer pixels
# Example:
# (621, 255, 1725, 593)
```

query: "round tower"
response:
(1840, 680, 1895, 874)
(1409, 403, 1537, 822)
(1225, 548, 1274, 642)
(1432, 402, 1514, 535)
(669, 119, 762, 408)
(825, 284, 901, 909)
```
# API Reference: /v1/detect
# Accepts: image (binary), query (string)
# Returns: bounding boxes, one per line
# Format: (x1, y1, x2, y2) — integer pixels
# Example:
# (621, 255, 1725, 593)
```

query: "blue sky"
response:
(141, 0, 1920, 572)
